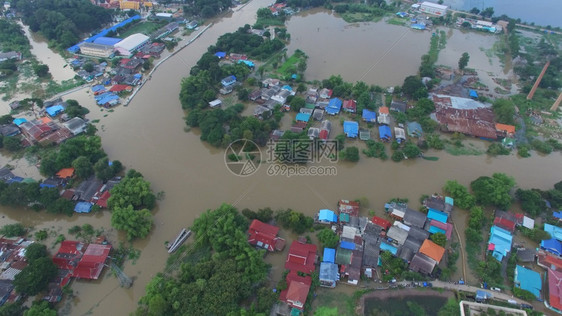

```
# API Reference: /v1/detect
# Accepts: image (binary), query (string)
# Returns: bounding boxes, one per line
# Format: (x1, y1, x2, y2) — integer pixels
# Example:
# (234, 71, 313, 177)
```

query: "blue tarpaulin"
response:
(323, 248, 336, 263)
(379, 125, 391, 140)
(214, 52, 226, 58)
(6, 177, 23, 184)
(429, 225, 446, 235)
(340, 241, 356, 250)
(343, 121, 359, 138)
(541, 239, 562, 256)
(554, 211, 562, 219)
(238, 60, 255, 67)
(45, 105, 64, 117)
(325, 98, 342, 115)
(411, 24, 426, 30)
(362, 109, 376, 122)
(445, 196, 454, 206)
(469, 89, 478, 98)
(74, 202, 93, 213)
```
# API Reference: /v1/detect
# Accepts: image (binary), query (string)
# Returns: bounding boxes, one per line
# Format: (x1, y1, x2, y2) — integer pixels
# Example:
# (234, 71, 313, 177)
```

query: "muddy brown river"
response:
(1, 2, 561, 315)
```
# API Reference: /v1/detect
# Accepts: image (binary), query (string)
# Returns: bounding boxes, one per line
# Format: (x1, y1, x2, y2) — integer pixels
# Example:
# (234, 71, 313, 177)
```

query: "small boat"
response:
(167, 228, 191, 253)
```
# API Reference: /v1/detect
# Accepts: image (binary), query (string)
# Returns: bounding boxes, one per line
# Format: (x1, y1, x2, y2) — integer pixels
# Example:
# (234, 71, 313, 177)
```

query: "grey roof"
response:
(387, 226, 408, 245)
(363, 222, 382, 244)
(75, 177, 103, 202)
(348, 249, 363, 281)
(516, 248, 536, 262)
(363, 241, 380, 268)
(402, 235, 423, 253)
(0, 124, 20, 137)
(63, 117, 87, 135)
(0, 167, 15, 181)
(403, 208, 427, 228)
(408, 226, 430, 242)
(390, 100, 407, 113)
(348, 216, 368, 234)
(0, 279, 14, 300)
(398, 246, 415, 262)
(312, 109, 324, 120)
(319, 262, 338, 282)
(335, 246, 352, 265)
(424, 197, 445, 212)
(409, 253, 436, 275)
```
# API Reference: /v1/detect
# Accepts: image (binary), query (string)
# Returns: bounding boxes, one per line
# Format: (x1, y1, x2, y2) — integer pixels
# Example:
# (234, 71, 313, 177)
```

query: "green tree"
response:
(64, 99, 89, 118)
(46, 198, 74, 216)
(24, 243, 48, 264)
(342, 146, 359, 162)
(24, 301, 56, 316)
(83, 62, 94, 72)
(32, 64, 50, 78)
(402, 76, 424, 99)
(480, 7, 494, 18)
(515, 189, 545, 217)
(492, 99, 515, 125)
(290, 96, 306, 112)
(403, 142, 421, 158)
(443, 180, 476, 209)
(0, 114, 14, 124)
(0, 303, 25, 316)
(458, 52, 470, 70)
(0, 223, 26, 237)
(430, 232, 447, 247)
(470, 173, 515, 209)
(72, 156, 94, 179)
(317, 229, 339, 249)
(108, 174, 156, 210)
(14, 257, 57, 295)
(3, 136, 21, 152)
(391, 150, 404, 162)
(111, 205, 153, 240)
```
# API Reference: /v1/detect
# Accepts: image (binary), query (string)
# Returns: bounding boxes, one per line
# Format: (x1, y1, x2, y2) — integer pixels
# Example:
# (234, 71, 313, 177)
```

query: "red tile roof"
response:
(429, 220, 453, 239)
(285, 241, 317, 274)
(53, 241, 111, 280)
(343, 99, 357, 111)
(379, 106, 389, 114)
(495, 123, 515, 134)
(109, 84, 132, 92)
(56, 168, 74, 179)
(248, 219, 285, 251)
(549, 269, 562, 311)
(95, 191, 110, 208)
(539, 251, 562, 272)
(371, 216, 391, 230)
(493, 217, 516, 232)
(279, 271, 312, 311)
(419, 239, 445, 263)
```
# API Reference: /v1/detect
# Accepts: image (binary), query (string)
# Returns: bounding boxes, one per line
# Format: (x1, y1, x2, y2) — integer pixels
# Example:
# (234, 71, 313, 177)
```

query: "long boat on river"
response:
(167, 228, 191, 253)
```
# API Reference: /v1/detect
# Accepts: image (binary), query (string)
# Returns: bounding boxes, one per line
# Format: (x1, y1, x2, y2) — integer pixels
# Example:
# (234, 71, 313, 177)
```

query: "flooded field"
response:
(286, 10, 433, 87)
(0, 2, 561, 316)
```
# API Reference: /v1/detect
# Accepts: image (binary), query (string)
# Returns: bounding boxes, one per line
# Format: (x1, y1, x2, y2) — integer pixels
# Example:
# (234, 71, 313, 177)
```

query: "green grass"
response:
(387, 17, 407, 26)
(118, 21, 165, 38)
(444, 142, 484, 156)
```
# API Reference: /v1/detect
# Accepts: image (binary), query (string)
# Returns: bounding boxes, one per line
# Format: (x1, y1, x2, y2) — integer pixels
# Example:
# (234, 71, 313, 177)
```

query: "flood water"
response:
(19, 23, 76, 83)
(1, 2, 561, 315)
(286, 10, 432, 87)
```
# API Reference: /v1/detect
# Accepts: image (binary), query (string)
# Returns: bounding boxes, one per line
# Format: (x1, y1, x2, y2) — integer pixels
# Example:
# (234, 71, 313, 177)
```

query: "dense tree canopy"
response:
(108, 172, 156, 211)
(23, 301, 56, 316)
(12, 0, 112, 49)
(443, 180, 476, 210)
(470, 173, 515, 210)
(111, 205, 153, 240)
(516, 189, 546, 217)
(14, 257, 57, 295)
(0, 20, 31, 57)
(0, 223, 26, 237)
(317, 229, 339, 249)
(40, 135, 106, 177)
(492, 99, 515, 125)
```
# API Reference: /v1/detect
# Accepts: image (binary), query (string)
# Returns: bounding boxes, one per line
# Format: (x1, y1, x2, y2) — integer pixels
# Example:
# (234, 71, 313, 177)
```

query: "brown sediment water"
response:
(0, 3, 561, 315)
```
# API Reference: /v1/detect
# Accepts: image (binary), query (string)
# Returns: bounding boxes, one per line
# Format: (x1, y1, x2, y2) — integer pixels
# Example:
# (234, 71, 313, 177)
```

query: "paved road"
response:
(396, 280, 531, 305)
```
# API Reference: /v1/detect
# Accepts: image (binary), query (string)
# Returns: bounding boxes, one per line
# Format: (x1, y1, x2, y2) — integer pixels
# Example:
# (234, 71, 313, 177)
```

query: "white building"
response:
(114, 33, 150, 56)
(419, 1, 448, 16)
(79, 43, 115, 58)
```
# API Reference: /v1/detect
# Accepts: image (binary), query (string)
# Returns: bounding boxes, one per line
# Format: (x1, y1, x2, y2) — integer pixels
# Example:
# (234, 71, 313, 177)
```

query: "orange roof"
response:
(495, 123, 515, 134)
(39, 117, 52, 124)
(419, 239, 445, 263)
(56, 167, 75, 179)
(379, 106, 389, 114)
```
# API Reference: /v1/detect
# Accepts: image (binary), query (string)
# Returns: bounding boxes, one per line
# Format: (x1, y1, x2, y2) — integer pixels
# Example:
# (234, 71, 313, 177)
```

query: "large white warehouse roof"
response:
(114, 33, 149, 51)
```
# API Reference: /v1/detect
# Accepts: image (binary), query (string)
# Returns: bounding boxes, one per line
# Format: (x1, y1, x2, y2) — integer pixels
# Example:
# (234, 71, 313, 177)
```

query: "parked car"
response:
(520, 303, 534, 310)
(508, 299, 517, 305)
(491, 287, 501, 292)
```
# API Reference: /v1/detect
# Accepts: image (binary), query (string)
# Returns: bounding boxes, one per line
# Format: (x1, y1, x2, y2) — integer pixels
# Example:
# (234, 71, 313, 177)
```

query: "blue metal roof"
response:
(296, 113, 311, 122)
(13, 118, 27, 126)
(445, 196, 454, 206)
(325, 98, 342, 115)
(428, 225, 446, 235)
(380, 242, 397, 255)
(407, 121, 422, 137)
(379, 125, 391, 140)
(45, 105, 64, 117)
(515, 265, 542, 299)
(93, 37, 122, 46)
(68, 15, 141, 52)
(488, 225, 513, 261)
(343, 121, 359, 138)
(545, 224, 562, 241)
(323, 248, 336, 263)
(427, 209, 448, 224)
(411, 24, 426, 30)
(91, 85, 106, 92)
(340, 241, 356, 250)
(554, 211, 562, 219)
(318, 209, 337, 223)
(74, 202, 93, 213)
(476, 290, 492, 300)
(319, 262, 338, 283)
(541, 239, 562, 256)
(362, 109, 376, 122)
(238, 60, 255, 67)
